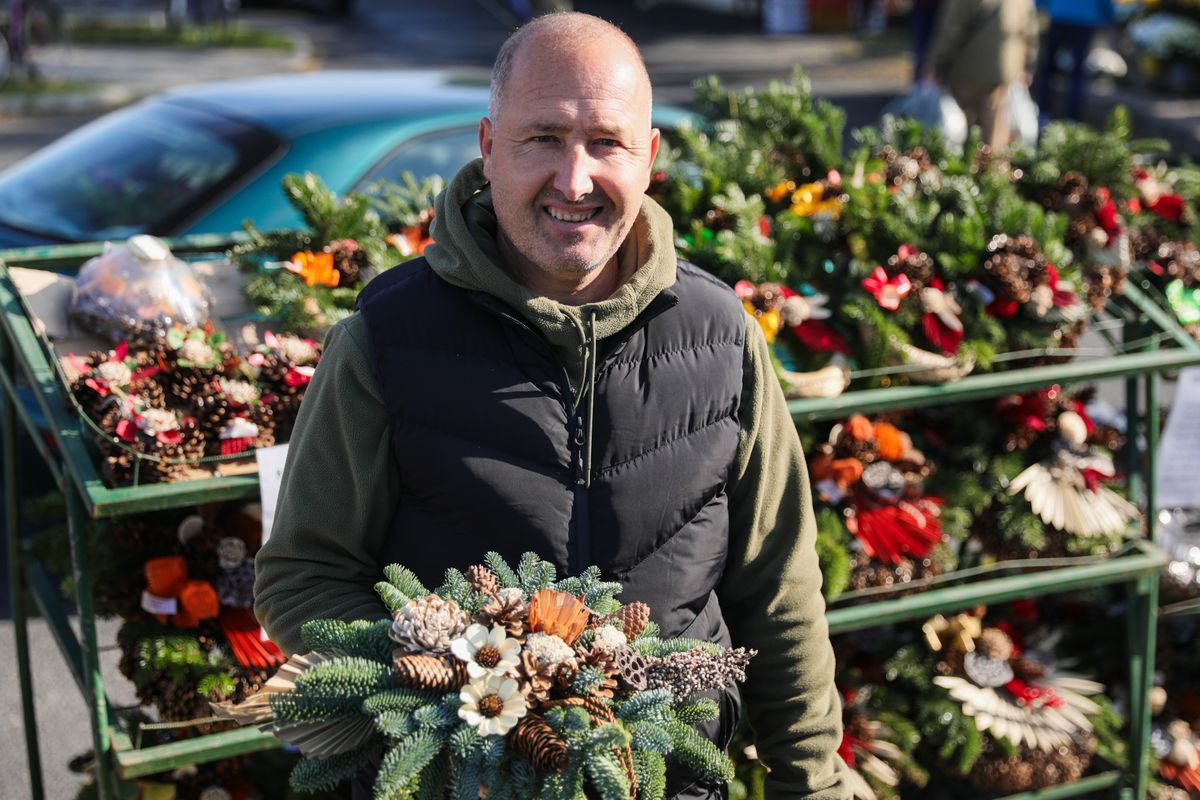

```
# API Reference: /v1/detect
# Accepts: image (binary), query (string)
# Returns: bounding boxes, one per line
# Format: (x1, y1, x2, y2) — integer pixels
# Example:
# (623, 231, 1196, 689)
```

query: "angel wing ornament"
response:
(1007, 411, 1139, 537)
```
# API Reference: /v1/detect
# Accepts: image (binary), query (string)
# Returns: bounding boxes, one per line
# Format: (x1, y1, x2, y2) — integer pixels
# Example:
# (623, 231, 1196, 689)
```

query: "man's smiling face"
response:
(480, 36, 660, 288)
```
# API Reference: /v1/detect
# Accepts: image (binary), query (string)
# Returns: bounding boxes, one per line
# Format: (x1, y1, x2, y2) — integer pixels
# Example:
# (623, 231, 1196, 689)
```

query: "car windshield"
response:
(0, 100, 282, 241)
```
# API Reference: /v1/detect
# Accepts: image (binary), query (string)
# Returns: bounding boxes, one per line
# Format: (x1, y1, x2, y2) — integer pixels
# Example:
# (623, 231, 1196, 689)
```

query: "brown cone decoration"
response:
(466, 564, 501, 598)
(511, 714, 569, 774)
(517, 651, 560, 704)
(616, 602, 650, 640)
(392, 652, 468, 692)
(477, 592, 528, 638)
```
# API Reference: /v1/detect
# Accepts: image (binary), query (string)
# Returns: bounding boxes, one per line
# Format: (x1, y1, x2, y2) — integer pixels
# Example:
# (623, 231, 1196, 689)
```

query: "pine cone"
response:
(1011, 655, 1048, 681)
(616, 602, 650, 640)
(517, 651, 560, 703)
(393, 652, 469, 691)
(613, 646, 649, 691)
(511, 714, 569, 773)
(477, 589, 528, 638)
(328, 239, 368, 286)
(389, 596, 470, 653)
(1129, 225, 1165, 262)
(466, 564, 501, 598)
(975, 628, 1015, 661)
(887, 247, 936, 291)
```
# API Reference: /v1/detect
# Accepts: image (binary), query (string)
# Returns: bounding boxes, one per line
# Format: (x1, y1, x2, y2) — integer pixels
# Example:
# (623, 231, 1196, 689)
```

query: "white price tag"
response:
(1157, 368, 1200, 509)
(255, 443, 290, 545)
(141, 591, 177, 616)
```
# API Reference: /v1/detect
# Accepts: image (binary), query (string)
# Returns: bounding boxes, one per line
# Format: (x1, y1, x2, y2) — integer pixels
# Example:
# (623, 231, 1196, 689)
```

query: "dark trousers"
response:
(911, 5, 940, 81)
(1035, 21, 1096, 121)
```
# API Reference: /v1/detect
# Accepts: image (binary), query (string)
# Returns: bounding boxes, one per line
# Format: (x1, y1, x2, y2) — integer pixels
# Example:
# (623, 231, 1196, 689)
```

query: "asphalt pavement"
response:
(1, 1, 1199, 798)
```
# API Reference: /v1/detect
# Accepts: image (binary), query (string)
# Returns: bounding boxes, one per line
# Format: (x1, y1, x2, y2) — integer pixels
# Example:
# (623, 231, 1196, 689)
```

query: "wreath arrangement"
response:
(213, 552, 754, 800)
(882, 608, 1122, 794)
(808, 414, 958, 599)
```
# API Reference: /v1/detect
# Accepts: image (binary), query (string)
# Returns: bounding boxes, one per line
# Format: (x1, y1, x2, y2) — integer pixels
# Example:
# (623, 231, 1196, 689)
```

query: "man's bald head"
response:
(488, 12, 652, 124)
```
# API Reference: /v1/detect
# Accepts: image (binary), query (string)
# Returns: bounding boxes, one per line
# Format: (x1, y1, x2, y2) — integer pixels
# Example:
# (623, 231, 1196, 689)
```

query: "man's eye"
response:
(594, 139, 620, 148)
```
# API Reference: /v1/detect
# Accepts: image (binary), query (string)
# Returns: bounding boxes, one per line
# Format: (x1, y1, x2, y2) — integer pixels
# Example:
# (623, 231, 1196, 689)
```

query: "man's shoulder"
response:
(673, 259, 745, 315)
(356, 258, 440, 310)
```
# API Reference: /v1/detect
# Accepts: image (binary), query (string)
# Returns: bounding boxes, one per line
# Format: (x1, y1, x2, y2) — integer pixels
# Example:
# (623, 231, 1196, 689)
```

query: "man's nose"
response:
(553, 145, 594, 202)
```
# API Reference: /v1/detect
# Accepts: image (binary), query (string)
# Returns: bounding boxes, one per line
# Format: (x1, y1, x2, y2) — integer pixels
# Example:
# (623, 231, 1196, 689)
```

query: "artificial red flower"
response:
(987, 298, 1020, 318)
(1046, 265, 1077, 308)
(1094, 188, 1120, 245)
(1126, 197, 1142, 214)
(1149, 194, 1187, 224)
(847, 497, 943, 563)
(792, 319, 851, 354)
(862, 266, 912, 311)
(1004, 678, 1064, 709)
(837, 733, 857, 768)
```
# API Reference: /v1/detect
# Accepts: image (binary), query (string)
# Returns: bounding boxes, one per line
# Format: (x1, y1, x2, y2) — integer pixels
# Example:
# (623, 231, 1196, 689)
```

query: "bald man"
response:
(255, 14, 846, 800)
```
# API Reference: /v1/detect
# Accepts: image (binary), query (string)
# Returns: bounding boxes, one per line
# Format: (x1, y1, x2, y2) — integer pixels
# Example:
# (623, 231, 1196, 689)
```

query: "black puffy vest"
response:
(358, 258, 747, 797)
(358, 257, 746, 644)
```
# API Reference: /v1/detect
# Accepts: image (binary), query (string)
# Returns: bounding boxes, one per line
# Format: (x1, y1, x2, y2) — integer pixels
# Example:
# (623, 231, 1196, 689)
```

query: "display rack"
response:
(2, 240, 1196, 800)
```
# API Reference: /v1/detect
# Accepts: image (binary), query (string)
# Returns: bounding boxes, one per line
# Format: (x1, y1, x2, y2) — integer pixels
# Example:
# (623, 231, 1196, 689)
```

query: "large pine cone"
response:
(616, 602, 650, 640)
(517, 651, 560, 703)
(389, 597, 469, 654)
(328, 239, 368, 286)
(393, 652, 468, 691)
(477, 588, 528, 638)
(512, 714, 569, 773)
(466, 564, 501, 598)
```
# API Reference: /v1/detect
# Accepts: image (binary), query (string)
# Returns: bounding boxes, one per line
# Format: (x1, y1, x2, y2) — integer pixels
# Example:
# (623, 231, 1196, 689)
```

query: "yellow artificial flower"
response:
(743, 301, 782, 344)
(789, 183, 842, 219)
(767, 180, 797, 204)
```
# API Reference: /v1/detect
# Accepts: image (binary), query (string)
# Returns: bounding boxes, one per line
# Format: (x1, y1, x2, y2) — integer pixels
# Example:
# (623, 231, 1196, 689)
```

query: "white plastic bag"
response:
(881, 83, 968, 149)
(1007, 81, 1039, 148)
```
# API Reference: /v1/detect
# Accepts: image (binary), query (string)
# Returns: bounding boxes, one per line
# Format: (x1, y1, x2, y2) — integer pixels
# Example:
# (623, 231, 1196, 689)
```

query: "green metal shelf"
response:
(0, 240, 1179, 798)
(825, 540, 1167, 635)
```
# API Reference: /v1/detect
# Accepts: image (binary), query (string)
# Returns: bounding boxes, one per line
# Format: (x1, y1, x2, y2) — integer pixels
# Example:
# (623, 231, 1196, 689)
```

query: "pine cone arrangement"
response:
(477, 588, 529, 637)
(389, 597, 470, 654)
(517, 650, 562, 703)
(466, 564, 501, 598)
(328, 238, 368, 286)
(887, 245, 936, 291)
(982, 234, 1048, 304)
(393, 653, 469, 691)
(511, 714, 569, 773)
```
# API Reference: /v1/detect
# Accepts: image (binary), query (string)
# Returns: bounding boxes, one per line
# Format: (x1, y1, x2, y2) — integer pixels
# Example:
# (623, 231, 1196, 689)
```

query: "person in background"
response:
(911, 0, 943, 81)
(1034, 0, 1115, 121)
(926, 0, 1038, 152)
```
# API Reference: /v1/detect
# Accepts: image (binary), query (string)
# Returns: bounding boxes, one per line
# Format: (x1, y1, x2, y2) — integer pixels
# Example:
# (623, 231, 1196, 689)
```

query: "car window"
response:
(354, 126, 480, 191)
(0, 101, 282, 242)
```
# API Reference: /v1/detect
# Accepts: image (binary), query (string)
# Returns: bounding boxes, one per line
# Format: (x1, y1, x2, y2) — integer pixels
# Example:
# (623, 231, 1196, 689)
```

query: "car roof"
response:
(159, 70, 493, 136)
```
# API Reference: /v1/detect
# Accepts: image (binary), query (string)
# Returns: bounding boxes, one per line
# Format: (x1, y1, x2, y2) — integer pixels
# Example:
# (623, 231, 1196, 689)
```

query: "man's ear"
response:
(479, 117, 494, 180)
(645, 127, 661, 183)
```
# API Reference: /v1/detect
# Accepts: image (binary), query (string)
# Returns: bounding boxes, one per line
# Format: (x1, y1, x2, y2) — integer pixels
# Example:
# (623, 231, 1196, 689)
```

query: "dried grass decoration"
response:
(212, 552, 755, 800)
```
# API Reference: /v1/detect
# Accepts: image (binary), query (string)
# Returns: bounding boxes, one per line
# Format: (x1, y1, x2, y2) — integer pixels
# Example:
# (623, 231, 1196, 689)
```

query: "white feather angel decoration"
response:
(1007, 411, 1139, 538)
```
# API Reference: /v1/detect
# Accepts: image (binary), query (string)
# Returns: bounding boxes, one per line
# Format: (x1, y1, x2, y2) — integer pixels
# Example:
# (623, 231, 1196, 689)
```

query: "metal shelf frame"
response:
(1, 242, 1195, 799)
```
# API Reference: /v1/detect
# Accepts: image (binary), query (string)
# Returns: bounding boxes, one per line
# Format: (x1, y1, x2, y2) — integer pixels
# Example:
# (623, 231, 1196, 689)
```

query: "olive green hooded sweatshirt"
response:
(255, 160, 846, 800)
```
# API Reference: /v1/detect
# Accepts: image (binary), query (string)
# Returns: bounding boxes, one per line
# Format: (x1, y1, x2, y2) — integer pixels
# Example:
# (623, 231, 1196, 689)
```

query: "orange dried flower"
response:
(845, 415, 874, 442)
(874, 422, 905, 461)
(831, 458, 864, 488)
(529, 589, 589, 645)
(289, 250, 339, 288)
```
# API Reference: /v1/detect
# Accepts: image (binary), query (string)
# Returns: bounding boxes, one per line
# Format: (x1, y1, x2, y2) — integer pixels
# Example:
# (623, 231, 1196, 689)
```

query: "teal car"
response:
(0, 71, 485, 247)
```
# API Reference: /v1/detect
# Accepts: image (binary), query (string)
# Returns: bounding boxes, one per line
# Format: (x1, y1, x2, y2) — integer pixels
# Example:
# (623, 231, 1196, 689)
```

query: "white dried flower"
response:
(450, 624, 521, 679)
(138, 408, 179, 435)
(220, 379, 260, 407)
(178, 339, 215, 364)
(458, 675, 527, 736)
(389, 596, 470, 653)
(96, 361, 132, 387)
(523, 632, 575, 666)
(591, 625, 628, 653)
(279, 335, 319, 365)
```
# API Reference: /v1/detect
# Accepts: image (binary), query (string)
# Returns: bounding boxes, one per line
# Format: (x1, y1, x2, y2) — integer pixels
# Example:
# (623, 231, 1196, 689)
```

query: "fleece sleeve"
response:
(254, 313, 399, 655)
(718, 317, 848, 800)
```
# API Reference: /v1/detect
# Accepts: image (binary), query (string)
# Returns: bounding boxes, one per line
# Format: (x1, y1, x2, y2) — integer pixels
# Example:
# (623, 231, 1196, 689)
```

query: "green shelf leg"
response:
(1125, 573, 1159, 800)
(3, 326, 44, 799)
(1145, 364, 1159, 539)
(65, 486, 117, 799)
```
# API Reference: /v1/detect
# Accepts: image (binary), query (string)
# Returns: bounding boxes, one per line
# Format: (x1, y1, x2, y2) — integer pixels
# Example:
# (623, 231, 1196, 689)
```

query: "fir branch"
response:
(664, 719, 735, 783)
(302, 618, 395, 661)
(375, 729, 447, 800)
(437, 568, 473, 608)
(289, 742, 384, 794)
(376, 710, 417, 739)
(413, 703, 458, 730)
(273, 657, 396, 723)
(628, 722, 673, 754)
(615, 690, 674, 723)
(672, 697, 720, 725)
(585, 750, 631, 800)
(517, 552, 558, 594)
(484, 552, 522, 590)
(384, 564, 429, 601)
(633, 750, 668, 800)
(632, 637, 721, 658)
(363, 688, 440, 717)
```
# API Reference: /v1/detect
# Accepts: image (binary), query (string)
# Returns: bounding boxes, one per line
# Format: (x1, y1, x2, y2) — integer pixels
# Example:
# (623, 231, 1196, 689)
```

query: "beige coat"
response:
(929, 0, 1039, 89)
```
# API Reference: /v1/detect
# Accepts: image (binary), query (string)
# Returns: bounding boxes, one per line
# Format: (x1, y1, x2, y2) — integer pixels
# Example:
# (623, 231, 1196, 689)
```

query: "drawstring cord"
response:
(584, 308, 597, 489)
(568, 309, 599, 489)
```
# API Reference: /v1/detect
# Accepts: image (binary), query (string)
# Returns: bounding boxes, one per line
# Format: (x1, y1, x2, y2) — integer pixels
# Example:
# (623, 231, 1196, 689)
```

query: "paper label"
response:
(1157, 367, 1200, 509)
(141, 591, 177, 616)
(255, 443, 290, 545)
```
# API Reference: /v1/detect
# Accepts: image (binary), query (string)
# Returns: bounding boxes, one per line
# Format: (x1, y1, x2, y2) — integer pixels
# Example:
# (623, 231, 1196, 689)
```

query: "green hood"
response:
(424, 159, 678, 369)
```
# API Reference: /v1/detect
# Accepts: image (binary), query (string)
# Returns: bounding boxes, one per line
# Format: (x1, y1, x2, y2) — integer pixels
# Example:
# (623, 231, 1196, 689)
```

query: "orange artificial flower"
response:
(845, 415, 874, 442)
(831, 457, 864, 488)
(289, 250, 339, 288)
(528, 588, 589, 645)
(874, 422, 905, 461)
(767, 180, 797, 204)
